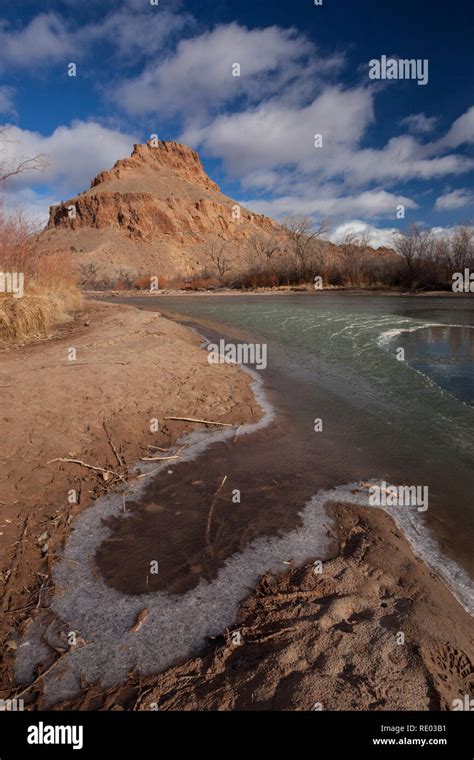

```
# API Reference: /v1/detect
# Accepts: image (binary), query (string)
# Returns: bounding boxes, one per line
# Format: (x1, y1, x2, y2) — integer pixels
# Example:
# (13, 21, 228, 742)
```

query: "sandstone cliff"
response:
(41, 141, 280, 282)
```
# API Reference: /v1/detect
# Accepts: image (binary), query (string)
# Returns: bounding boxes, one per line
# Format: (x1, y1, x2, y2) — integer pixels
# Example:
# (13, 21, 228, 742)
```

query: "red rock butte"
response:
(41, 140, 280, 280)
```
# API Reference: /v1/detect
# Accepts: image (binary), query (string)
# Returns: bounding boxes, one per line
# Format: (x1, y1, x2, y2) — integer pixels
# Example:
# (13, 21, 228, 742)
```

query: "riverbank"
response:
(2, 298, 472, 710)
(0, 300, 258, 701)
(90, 287, 468, 299)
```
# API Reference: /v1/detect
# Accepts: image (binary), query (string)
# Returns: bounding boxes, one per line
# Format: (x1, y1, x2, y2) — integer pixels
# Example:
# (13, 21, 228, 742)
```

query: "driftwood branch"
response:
(164, 416, 233, 427)
(47, 458, 119, 480)
(140, 455, 181, 462)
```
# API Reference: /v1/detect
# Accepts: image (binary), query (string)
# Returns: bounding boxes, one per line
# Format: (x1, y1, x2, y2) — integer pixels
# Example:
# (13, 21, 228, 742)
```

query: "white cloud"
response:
(0, 13, 74, 69)
(400, 113, 438, 134)
(83, 6, 193, 61)
(0, 6, 191, 71)
(331, 136, 473, 186)
(183, 86, 374, 175)
(0, 121, 137, 197)
(243, 189, 417, 222)
(184, 95, 473, 189)
(0, 86, 16, 116)
(433, 106, 474, 150)
(435, 188, 474, 211)
(2, 187, 58, 229)
(330, 221, 398, 248)
(113, 22, 342, 119)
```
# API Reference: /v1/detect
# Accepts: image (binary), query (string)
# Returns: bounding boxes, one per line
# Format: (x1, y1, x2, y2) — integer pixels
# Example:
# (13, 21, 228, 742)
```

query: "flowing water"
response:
(145, 292, 474, 590)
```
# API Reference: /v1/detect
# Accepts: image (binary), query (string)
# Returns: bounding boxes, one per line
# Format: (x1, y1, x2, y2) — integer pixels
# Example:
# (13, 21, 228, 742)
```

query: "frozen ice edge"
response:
(15, 333, 473, 707)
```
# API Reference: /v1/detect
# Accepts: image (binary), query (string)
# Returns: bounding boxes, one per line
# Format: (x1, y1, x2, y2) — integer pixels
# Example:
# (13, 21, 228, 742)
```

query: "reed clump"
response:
(0, 204, 81, 345)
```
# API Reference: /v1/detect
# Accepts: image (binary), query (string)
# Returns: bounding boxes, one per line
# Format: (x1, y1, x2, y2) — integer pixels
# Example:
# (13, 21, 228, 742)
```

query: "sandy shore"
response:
(0, 301, 257, 699)
(1, 300, 472, 710)
(92, 288, 469, 298)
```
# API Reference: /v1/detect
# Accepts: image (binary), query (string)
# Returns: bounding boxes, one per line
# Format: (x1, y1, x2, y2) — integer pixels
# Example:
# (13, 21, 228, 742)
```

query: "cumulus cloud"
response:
(435, 188, 474, 211)
(400, 113, 438, 134)
(0, 13, 75, 69)
(243, 188, 417, 222)
(183, 86, 374, 175)
(0, 121, 137, 196)
(113, 22, 343, 119)
(0, 6, 191, 71)
(83, 6, 193, 61)
(434, 106, 474, 150)
(184, 97, 473, 189)
(330, 221, 398, 248)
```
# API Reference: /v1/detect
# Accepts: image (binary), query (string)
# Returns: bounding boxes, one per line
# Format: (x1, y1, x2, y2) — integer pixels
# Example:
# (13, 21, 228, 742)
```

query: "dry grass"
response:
(0, 202, 81, 346)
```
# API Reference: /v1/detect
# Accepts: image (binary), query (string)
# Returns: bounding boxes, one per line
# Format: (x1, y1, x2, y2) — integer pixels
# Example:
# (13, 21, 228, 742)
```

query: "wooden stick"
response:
(47, 458, 118, 478)
(140, 455, 181, 462)
(164, 416, 233, 427)
(2, 516, 29, 611)
(103, 419, 124, 466)
(205, 475, 227, 558)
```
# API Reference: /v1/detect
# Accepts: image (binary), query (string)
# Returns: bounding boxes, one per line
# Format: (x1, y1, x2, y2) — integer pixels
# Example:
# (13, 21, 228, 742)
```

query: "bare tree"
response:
(448, 226, 474, 271)
(205, 241, 233, 281)
(392, 224, 433, 276)
(249, 231, 282, 263)
(282, 216, 331, 277)
(0, 127, 47, 184)
(245, 231, 283, 274)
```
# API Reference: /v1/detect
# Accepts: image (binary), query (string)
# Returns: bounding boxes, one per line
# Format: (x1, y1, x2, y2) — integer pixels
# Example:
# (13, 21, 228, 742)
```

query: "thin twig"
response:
(140, 455, 181, 462)
(164, 416, 233, 427)
(205, 475, 227, 558)
(2, 516, 29, 611)
(47, 458, 119, 478)
(103, 419, 124, 466)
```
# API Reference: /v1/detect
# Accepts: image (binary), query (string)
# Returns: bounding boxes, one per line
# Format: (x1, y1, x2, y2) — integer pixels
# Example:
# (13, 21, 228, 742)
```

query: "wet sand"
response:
(54, 502, 474, 712)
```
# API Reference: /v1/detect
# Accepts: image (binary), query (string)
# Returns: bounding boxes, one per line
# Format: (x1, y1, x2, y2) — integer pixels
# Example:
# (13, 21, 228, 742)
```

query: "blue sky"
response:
(0, 0, 473, 245)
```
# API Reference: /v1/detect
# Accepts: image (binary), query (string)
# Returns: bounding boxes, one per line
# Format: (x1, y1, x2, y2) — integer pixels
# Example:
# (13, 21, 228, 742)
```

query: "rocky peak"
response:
(90, 140, 220, 193)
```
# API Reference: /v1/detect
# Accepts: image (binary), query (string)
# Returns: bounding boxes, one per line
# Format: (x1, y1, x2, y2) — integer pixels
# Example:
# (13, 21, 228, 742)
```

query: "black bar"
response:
(0, 711, 472, 757)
